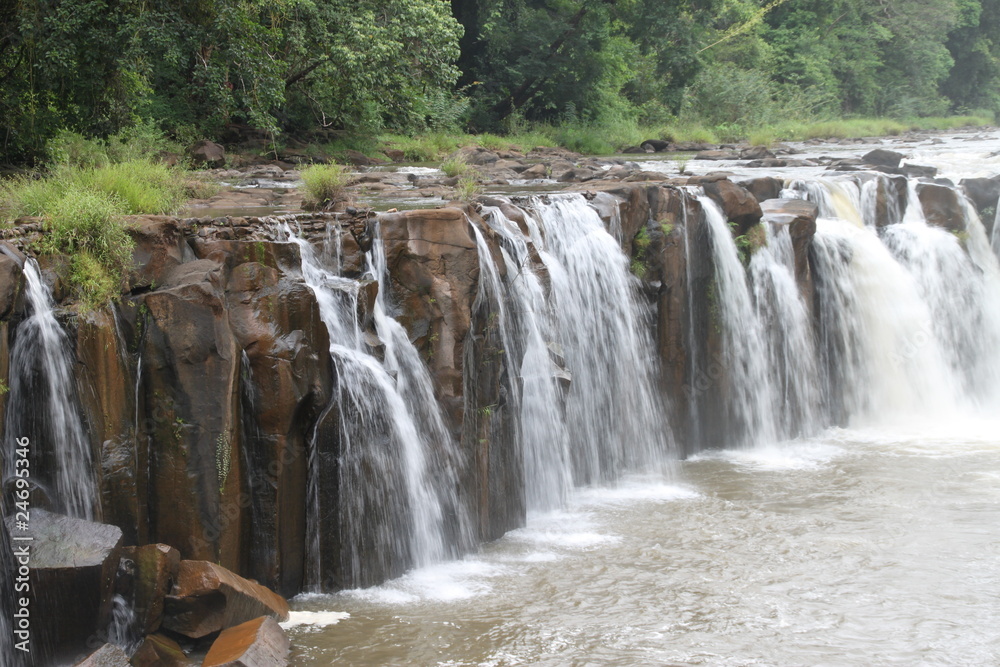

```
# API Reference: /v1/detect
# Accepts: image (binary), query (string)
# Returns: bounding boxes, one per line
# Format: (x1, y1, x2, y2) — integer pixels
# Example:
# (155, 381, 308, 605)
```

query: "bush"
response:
(441, 155, 471, 178)
(72, 161, 187, 214)
(34, 187, 135, 307)
(301, 163, 350, 210)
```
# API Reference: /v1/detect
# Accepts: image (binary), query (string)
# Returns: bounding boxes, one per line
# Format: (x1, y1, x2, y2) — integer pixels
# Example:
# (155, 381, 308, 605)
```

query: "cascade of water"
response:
(811, 214, 959, 421)
(365, 226, 471, 562)
(477, 209, 572, 511)
(748, 222, 820, 437)
(283, 224, 463, 588)
(696, 196, 778, 446)
(787, 178, 864, 226)
(107, 592, 141, 655)
(879, 183, 1000, 403)
(517, 195, 672, 483)
(3, 261, 96, 520)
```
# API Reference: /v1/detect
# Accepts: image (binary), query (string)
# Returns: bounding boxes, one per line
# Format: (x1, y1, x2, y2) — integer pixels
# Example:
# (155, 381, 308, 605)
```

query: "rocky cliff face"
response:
(0, 173, 981, 655)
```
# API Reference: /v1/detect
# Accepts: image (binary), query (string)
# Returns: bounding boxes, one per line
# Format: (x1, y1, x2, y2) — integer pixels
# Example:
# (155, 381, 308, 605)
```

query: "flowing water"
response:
(3, 261, 97, 520)
(284, 223, 471, 590)
(288, 161, 1000, 664)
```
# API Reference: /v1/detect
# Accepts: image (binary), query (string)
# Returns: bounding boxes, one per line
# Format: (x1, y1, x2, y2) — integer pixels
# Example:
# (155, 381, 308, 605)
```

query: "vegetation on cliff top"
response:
(2, 0, 999, 164)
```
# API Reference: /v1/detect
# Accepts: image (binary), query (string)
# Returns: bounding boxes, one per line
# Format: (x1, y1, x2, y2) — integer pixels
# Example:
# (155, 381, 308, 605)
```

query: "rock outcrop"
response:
(162, 560, 290, 639)
(202, 616, 290, 667)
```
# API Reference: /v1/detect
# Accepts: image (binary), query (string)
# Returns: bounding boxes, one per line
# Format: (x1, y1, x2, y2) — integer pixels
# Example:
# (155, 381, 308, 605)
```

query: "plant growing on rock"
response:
(301, 163, 350, 210)
(35, 187, 136, 308)
(455, 176, 482, 202)
(441, 155, 471, 178)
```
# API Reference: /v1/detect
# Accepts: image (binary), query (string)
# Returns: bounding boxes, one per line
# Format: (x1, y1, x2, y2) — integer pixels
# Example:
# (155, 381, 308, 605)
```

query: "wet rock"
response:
(202, 616, 290, 667)
(162, 560, 289, 639)
(447, 146, 500, 166)
(130, 633, 192, 666)
(695, 150, 740, 161)
(74, 306, 144, 545)
(137, 264, 245, 566)
(383, 148, 405, 162)
(862, 148, 905, 168)
(623, 145, 650, 154)
(5, 510, 123, 665)
(916, 182, 965, 232)
(674, 141, 716, 151)
(640, 139, 671, 152)
(701, 179, 763, 236)
(556, 167, 599, 182)
(519, 163, 549, 179)
(737, 177, 783, 203)
(740, 146, 775, 160)
(760, 199, 818, 304)
(189, 141, 227, 169)
(0, 250, 24, 319)
(128, 217, 197, 290)
(870, 174, 909, 227)
(74, 643, 131, 666)
(960, 176, 1000, 219)
(221, 242, 332, 595)
(122, 544, 181, 634)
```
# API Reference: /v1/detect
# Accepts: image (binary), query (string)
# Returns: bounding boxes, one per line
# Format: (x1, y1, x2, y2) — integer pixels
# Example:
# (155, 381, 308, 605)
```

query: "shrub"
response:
(46, 130, 109, 169)
(34, 187, 135, 307)
(441, 155, 471, 178)
(301, 163, 350, 210)
(71, 161, 186, 214)
(454, 176, 482, 201)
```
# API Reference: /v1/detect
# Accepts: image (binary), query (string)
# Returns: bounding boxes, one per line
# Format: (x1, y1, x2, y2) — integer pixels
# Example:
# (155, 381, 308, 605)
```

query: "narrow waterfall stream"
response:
(2, 261, 97, 520)
(284, 223, 470, 590)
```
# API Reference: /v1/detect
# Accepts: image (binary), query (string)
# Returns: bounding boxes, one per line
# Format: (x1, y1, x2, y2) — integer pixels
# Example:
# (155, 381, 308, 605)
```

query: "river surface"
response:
(286, 416, 1000, 666)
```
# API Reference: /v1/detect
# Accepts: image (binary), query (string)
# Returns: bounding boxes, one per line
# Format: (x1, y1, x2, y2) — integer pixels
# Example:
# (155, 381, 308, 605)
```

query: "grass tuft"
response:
(300, 163, 350, 210)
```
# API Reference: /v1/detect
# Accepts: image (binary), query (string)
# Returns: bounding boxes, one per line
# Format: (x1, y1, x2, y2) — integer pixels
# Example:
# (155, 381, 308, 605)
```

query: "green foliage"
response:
(441, 155, 472, 178)
(454, 176, 482, 201)
(31, 187, 135, 307)
(300, 163, 350, 210)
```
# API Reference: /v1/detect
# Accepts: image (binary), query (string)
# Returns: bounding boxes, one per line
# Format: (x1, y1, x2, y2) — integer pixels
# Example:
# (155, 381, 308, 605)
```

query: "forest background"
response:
(2, 0, 999, 164)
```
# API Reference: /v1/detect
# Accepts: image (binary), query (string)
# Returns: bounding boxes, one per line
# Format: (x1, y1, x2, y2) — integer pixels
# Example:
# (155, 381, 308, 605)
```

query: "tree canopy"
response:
(2, 0, 998, 163)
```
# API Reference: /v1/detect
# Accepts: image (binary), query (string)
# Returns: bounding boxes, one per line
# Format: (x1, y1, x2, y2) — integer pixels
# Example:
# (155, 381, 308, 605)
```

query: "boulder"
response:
(162, 560, 289, 639)
(639, 139, 671, 152)
(738, 177, 783, 203)
(916, 182, 965, 232)
(130, 634, 193, 667)
(74, 644, 131, 666)
(447, 146, 499, 166)
(862, 148, 905, 168)
(519, 163, 549, 180)
(189, 141, 227, 169)
(202, 616, 290, 667)
(382, 148, 406, 162)
(701, 179, 763, 236)
(122, 544, 181, 634)
(740, 146, 775, 160)
(4, 510, 123, 665)
(960, 176, 1000, 218)
(674, 141, 716, 151)
(556, 168, 599, 182)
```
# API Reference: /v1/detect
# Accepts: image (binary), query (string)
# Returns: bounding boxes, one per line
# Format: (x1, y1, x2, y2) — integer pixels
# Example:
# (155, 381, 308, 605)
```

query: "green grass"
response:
(300, 163, 350, 210)
(441, 155, 471, 178)
(1, 161, 186, 220)
(31, 187, 136, 308)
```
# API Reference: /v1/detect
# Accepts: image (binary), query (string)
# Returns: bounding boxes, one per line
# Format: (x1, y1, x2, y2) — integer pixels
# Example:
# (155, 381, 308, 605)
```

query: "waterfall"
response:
(3, 261, 97, 520)
(507, 195, 673, 483)
(748, 221, 820, 438)
(474, 211, 572, 511)
(798, 181, 964, 421)
(697, 196, 778, 446)
(284, 224, 467, 589)
(107, 593, 141, 655)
